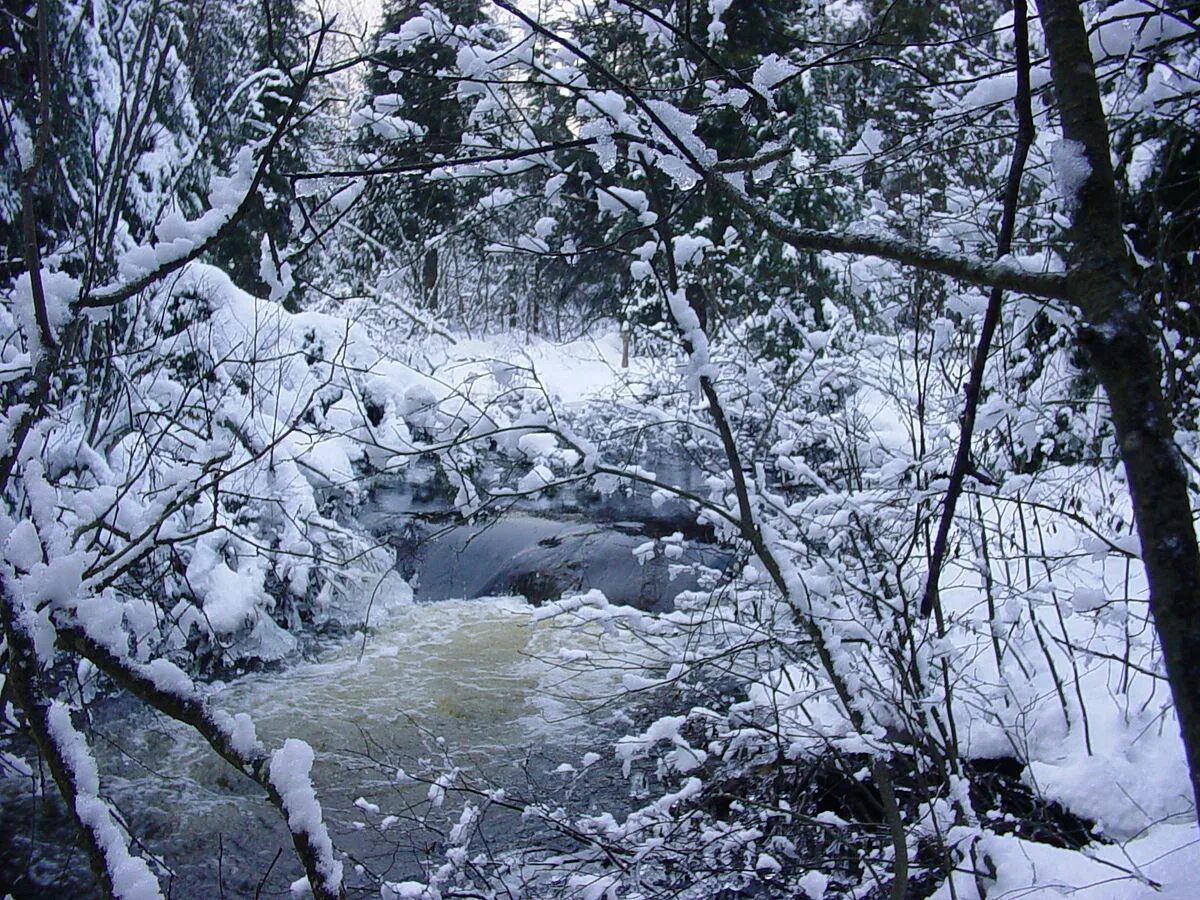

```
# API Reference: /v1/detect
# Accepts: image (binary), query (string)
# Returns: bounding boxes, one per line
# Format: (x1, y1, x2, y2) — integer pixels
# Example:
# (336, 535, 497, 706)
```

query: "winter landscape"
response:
(1, 0, 1199, 897)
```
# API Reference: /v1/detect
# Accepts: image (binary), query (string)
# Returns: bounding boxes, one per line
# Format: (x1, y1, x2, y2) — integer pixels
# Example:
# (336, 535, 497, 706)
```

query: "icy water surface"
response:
(365, 456, 730, 611)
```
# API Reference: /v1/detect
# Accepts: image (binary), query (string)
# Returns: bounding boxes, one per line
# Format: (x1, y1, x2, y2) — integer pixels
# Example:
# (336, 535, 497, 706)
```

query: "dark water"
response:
(1, 594, 652, 897)
(365, 455, 731, 611)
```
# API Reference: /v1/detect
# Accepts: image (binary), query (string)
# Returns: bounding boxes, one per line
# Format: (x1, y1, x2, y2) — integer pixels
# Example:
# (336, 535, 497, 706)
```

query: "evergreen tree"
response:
(193, 0, 314, 305)
(0, 0, 203, 285)
(355, 0, 494, 309)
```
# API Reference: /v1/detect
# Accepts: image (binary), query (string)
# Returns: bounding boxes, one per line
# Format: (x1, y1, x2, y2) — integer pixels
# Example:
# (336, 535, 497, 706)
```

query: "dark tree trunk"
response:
(422, 245, 439, 308)
(1038, 0, 1200, 817)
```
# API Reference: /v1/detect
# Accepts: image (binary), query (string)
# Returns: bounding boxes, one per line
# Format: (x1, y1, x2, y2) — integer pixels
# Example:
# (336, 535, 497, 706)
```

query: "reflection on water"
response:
(363, 455, 729, 612)
(404, 513, 728, 609)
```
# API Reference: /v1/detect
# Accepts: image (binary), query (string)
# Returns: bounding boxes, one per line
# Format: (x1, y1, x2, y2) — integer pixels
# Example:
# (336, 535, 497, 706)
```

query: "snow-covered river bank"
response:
(0, 321, 724, 896)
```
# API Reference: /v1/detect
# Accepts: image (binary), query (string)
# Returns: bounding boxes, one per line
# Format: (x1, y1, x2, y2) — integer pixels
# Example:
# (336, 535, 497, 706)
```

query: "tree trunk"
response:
(1038, 0, 1200, 817)
(422, 245, 439, 308)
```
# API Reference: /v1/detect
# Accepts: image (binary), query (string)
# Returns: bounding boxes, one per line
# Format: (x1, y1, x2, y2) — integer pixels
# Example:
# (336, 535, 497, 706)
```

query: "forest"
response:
(1, 0, 1198, 897)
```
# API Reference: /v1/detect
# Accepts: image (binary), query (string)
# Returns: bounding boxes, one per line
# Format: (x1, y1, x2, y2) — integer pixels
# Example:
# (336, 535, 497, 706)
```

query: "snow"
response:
(113, 147, 256, 284)
(544, 173, 567, 198)
(46, 703, 163, 899)
(259, 236, 294, 304)
(647, 776, 703, 814)
(1024, 684, 1193, 839)
(932, 823, 1200, 899)
(797, 870, 829, 899)
(477, 187, 517, 210)
(381, 881, 437, 899)
(1090, 1, 1193, 62)
(1128, 137, 1164, 191)
(329, 179, 366, 213)
(379, 16, 435, 53)
(185, 539, 263, 634)
(831, 121, 884, 173)
(578, 90, 627, 121)
(46, 702, 100, 802)
(959, 65, 1053, 110)
(566, 872, 620, 900)
(673, 234, 713, 268)
(7, 4, 1200, 897)
(643, 100, 715, 188)
(427, 771, 454, 808)
(596, 186, 649, 218)
(755, 852, 782, 872)
(752, 54, 799, 96)
(517, 463, 555, 492)
(4, 519, 42, 571)
(616, 714, 708, 776)
(448, 803, 477, 844)
(269, 738, 343, 894)
(143, 659, 192, 695)
(13, 250, 1196, 898)
(665, 287, 711, 384)
(228, 712, 260, 756)
(707, 0, 733, 42)
(1051, 139, 1092, 208)
(11, 115, 33, 171)
(11, 269, 78, 354)
(439, 329, 635, 406)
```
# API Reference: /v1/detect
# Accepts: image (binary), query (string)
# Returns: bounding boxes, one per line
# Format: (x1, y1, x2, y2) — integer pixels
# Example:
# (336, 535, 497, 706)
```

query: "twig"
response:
(921, 0, 1036, 619)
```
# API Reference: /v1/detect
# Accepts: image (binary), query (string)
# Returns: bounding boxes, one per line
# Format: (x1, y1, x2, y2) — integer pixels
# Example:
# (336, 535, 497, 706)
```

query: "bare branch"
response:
(922, 0, 1037, 620)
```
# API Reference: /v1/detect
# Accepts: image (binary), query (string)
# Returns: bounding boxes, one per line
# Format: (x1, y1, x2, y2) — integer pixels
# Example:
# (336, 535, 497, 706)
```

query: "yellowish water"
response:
(86, 593, 641, 894)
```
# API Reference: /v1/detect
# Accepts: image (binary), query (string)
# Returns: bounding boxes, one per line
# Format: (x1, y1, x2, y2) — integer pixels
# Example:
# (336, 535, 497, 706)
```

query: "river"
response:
(1, 468, 724, 896)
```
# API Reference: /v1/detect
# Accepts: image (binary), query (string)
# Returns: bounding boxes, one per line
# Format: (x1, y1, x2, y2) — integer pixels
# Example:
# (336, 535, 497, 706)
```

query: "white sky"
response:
(313, 0, 382, 34)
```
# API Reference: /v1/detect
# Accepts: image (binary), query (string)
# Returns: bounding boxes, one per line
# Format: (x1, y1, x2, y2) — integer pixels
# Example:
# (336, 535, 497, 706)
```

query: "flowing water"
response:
(2, 590, 650, 896)
(2, 464, 724, 896)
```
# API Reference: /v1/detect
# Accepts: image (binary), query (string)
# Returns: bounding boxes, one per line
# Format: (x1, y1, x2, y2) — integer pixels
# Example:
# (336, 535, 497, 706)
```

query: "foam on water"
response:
(4, 590, 650, 895)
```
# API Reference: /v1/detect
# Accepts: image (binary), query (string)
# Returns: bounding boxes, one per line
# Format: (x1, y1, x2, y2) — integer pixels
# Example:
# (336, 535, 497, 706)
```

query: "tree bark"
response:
(1037, 0, 1200, 817)
(422, 244, 439, 308)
